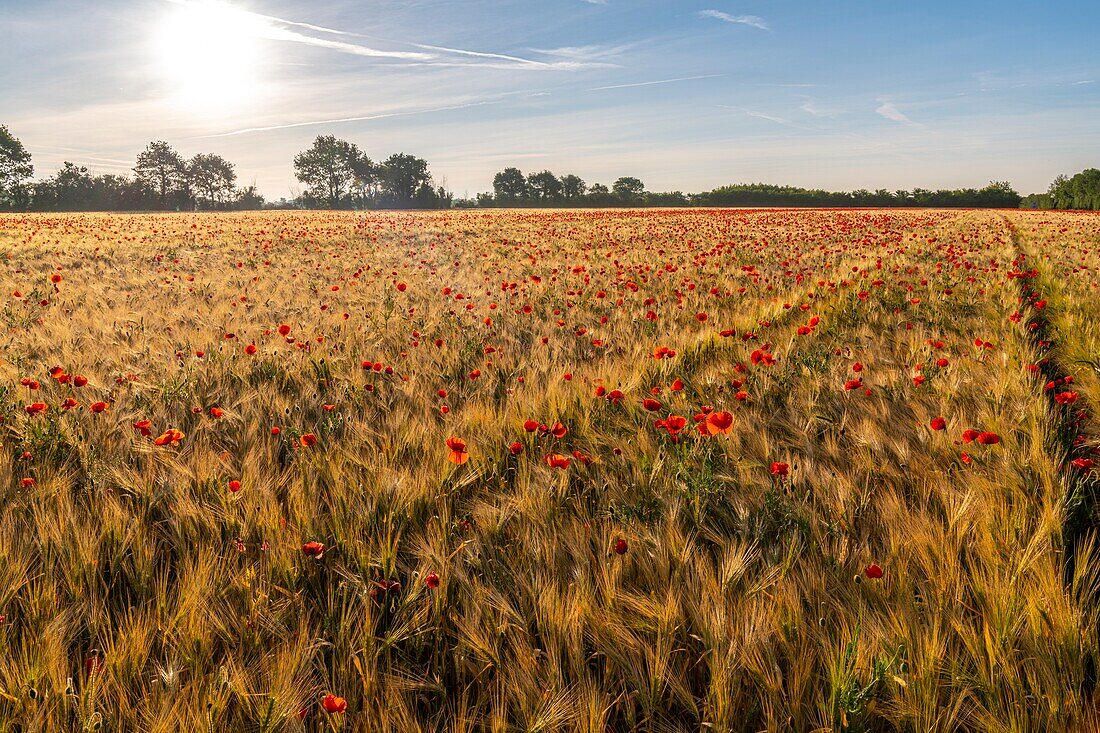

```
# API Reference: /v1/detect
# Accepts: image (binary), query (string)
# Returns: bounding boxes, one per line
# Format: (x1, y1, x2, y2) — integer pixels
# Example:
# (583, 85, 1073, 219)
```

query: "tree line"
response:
(4, 123, 1096, 212)
(467, 168, 1024, 209)
(1022, 168, 1100, 211)
(0, 126, 450, 212)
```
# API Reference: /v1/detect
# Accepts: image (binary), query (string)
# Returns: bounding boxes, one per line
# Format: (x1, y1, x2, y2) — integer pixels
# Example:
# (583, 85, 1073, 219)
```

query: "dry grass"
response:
(0, 208, 1097, 731)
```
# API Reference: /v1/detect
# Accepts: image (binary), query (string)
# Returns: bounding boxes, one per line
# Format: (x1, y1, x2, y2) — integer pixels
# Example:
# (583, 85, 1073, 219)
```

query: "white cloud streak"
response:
(586, 74, 724, 92)
(697, 10, 769, 30)
(875, 99, 916, 125)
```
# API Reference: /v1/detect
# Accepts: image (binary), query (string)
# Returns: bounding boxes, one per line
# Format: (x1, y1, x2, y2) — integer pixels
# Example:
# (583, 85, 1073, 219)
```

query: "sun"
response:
(153, 0, 267, 113)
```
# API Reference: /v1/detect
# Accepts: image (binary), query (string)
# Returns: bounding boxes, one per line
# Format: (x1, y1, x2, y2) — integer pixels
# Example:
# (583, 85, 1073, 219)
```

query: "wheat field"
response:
(0, 208, 1098, 732)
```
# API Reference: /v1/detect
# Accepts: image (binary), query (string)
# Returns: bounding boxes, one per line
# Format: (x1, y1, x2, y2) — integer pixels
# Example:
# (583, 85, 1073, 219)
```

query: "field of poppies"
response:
(0, 208, 1098, 732)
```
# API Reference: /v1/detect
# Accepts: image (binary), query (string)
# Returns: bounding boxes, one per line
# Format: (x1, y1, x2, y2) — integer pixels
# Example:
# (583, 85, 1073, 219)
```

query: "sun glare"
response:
(153, 1, 266, 113)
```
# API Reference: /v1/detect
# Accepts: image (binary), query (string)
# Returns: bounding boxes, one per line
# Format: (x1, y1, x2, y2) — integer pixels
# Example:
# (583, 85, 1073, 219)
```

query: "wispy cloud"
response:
(194, 100, 503, 138)
(586, 74, 724, 92)
(875, 99, 916, 125)
(164, 0, 606, 69)
(697, 10, 770, 30)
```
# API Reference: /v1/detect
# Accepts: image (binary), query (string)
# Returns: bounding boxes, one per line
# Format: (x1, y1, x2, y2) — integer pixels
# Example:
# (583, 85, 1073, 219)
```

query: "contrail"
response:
(587, 74, 723, 92)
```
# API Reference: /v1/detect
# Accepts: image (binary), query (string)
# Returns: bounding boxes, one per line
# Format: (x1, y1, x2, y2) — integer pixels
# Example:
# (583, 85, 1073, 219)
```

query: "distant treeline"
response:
(1022, 169, 1100, 211)
(467, 170, 1022, 209)
(2, 124, 1098, 212)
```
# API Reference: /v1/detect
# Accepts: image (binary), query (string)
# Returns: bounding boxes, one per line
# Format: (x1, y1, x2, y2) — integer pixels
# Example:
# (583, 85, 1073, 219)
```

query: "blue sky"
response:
(2, 0, 1098, 199)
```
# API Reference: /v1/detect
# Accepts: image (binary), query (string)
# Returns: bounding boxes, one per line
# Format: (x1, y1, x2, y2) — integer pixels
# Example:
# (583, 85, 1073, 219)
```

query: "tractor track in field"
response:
(1001, 214, 1099, 593)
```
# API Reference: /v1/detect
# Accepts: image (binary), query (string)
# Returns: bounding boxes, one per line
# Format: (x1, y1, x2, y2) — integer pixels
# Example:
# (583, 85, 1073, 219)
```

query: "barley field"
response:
(0, 208, 1098, 732)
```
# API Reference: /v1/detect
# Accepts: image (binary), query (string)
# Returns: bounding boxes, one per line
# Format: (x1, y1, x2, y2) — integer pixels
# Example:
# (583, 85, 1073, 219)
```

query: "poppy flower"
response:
(1071, 458, 1095, 472)
(132, 419, 152, 436)
(228, 480, 242, 493)
(671, 378, 684, 392)
(50, 273, 62, 284)
(613, 538, 628, 555)
(302, 541, 325, 557)
(509, 441, 523, 455)
(62, 397, 78, 410)
(25, 403, 48, 415)
(278, 324, 291, 336)
(523, 419, 539, 432)
(1055, 391, 1079, 405)
(976, 432, 1000, 445)
(90, 401, 108, 413)
(770, 461, 789, 476)
(20, 478, 35, 488)
(642, 398, 662, 412)
(299, 433, 318, 447)
(271, 426, 281, 435)
(550, 422, 567, 439)
(961, 429, 980, 444)
(705, 411, 734, 435)
(209, 407, 224, 418)
(852, 363, 864, 372)
(154, 429, 185, 447)
(864, 563, 883, 579)
(425, 571, 440, 589)
(544, 453, 571, 469)
(844, 379, 863, 391)
(245, 344, 257, 355)
(321, 694, 347, 714)
(446, 437, 469, 465)
(930, 417, 947, 431)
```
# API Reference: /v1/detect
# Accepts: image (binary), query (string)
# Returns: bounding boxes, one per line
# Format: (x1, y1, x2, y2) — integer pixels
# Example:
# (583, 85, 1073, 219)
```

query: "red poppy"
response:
(864, 563, 883, 579)
(25, 402, 48, 415)
(705, 411, 734, 435)
(245, 344, 257, 355)
(446, 436, 469, 465)
(613, 538, 628, 555)
(852, 362, 864, 372)
(930, 417, 946, 431)
(302, 541, 325, 557)
(209, 407, 224, 418)
(523, 419, 539, 432)
(509, 441, 524, 455)
(425, 571, 440, 589)
(1071, 458, 1095, 471)
(770, 461, 789, 476)
(976, 432, 1000, 445)
(321, 694, 347, 714)
(132, 419, 152, 436)
(961, 429, 980, 443)
(844, 379, 863, 391)
(154, 429, 185, 447)
(299, 433, 318, 447)
(544, 453, 571, 469)
(20, 478, 35, 488)
(90, 401, 108, 413)
(1054, 391, 1079, 405)
(228, 480, 242, 493)
(642, 398, 662, 412)
(278, 324, 291, 336)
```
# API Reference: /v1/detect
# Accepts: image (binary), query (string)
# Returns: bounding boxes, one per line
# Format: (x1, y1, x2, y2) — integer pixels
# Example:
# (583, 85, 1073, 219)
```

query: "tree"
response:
(0, 125, 33, 209)
(612, 176, 646, 202)
(293, 135, 364, 209)
(350, 155, 377, 207)
(235, 183, 265, 210)
(51, 162, 94, 210)
(188, 153, 237, 210)
(561, 174, 586, 200)
(493, 167, 528, 203)
(526, 170, 563, 203)
(134, 141, 187, 210)
(379, 153, 432, 203)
